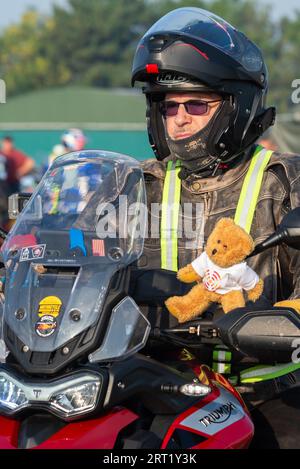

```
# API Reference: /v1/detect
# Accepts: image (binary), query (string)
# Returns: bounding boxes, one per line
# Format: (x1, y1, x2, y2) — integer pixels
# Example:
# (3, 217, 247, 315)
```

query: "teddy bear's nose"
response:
(212, 249, 217, 255)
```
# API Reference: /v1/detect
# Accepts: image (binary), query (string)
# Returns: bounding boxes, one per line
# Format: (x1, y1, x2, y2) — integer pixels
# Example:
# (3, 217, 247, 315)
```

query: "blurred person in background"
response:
(48, 128, 87, 167)
(0, 136, 35, 196)
(44, 129, 88, 218)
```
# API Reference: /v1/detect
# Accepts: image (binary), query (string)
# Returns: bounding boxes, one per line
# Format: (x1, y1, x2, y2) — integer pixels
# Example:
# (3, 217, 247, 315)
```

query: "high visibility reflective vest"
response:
(240, 362, 300, 383)
(160, 145, 272, 269)
(161, 145, 300, 382)
(212, 345, 232, 375)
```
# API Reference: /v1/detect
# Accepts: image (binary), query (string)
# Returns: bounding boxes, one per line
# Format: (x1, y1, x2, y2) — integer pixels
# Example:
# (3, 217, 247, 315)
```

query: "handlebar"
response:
(151, 319, 221, 348)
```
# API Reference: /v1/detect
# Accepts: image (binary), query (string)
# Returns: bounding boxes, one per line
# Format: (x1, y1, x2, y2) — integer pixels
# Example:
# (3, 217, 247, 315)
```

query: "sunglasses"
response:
(159, 99, 222, 117)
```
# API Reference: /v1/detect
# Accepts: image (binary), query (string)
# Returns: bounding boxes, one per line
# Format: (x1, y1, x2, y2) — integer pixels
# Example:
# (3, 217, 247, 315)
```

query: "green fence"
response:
(0, 129, 152, 166)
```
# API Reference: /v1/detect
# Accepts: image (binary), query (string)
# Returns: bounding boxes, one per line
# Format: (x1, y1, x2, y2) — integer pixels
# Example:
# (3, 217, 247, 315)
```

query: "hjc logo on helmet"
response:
(155, 73, 189, 85)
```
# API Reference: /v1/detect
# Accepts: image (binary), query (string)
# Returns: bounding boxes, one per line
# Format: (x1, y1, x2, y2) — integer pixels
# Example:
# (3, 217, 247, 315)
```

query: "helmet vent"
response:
(148, 36, 169, 52)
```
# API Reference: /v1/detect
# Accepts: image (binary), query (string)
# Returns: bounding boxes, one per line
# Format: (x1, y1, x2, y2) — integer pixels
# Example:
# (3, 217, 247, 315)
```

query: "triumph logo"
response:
(199, 401, 237, 428)
(156, 73, 188, 85)
(33, 389, 42, 399)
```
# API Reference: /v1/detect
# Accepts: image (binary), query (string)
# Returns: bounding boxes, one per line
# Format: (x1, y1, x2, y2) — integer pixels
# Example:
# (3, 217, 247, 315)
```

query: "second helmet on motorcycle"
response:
(132, 7, 276, 177)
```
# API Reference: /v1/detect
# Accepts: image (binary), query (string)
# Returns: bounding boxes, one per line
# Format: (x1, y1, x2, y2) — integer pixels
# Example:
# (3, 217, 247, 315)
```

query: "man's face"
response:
(163, 92, 222, 140)
(1, 139, 13, 153)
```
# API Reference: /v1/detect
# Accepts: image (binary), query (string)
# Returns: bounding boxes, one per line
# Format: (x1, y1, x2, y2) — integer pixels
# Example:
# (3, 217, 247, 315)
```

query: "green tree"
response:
(0, 10, 71, 96)
(0, 0, 298, 112)
(46, 0, 160, 87)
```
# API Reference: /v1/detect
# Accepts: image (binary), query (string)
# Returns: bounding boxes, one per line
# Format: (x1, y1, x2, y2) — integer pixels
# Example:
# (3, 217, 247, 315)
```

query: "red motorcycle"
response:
(0, 150, 299, 449)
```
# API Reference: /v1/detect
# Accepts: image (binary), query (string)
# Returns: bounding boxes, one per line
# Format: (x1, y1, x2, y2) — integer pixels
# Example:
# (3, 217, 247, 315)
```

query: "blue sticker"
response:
(69, 228, 87, 256)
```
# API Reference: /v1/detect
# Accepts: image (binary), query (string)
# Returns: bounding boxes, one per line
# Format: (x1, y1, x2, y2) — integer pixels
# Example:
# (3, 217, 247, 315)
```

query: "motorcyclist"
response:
(131, 7, 300, 448)
(48, 128, 87, 167)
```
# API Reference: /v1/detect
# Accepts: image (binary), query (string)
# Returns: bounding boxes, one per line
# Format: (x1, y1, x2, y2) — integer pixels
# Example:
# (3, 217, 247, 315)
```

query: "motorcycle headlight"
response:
(49, 381, 100, 417)
(0, 369, 104, 420)
(0, 375, 28, 410)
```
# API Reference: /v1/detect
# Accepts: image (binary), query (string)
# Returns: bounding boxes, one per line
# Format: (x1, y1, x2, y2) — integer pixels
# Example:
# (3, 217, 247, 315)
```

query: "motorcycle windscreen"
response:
(1, 150, 146, 352)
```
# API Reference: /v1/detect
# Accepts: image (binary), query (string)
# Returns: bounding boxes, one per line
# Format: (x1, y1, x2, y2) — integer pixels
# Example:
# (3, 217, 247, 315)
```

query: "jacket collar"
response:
(142, 145, 264, 193)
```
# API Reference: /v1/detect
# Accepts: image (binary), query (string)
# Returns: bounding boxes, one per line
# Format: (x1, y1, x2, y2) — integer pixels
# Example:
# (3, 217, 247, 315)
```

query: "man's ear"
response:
(215, 218, 235, 230)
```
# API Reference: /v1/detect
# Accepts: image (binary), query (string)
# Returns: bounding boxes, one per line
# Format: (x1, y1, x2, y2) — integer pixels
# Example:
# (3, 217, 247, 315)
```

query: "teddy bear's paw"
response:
(247, 278, 264, 302)
(177, 265, 200, 283)
(165, 297, 185, 317)
(165, 297, 206, 323)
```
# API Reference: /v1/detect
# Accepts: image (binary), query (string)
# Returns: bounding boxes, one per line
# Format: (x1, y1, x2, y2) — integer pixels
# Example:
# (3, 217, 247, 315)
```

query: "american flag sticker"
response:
(92, 239, 105, 256)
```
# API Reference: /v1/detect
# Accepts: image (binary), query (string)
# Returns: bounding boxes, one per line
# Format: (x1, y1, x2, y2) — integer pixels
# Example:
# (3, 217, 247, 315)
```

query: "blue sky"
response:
(0, 0, 299, 31)
(0, 0, 68, 30)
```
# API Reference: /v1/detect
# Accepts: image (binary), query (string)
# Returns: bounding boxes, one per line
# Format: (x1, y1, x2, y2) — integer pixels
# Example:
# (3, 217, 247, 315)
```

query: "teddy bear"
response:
(165, 217, 264, 323)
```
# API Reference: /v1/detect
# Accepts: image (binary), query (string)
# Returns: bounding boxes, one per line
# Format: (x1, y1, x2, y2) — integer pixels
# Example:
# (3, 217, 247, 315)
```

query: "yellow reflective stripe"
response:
(234, 146, 273, 233)
(49, 186, 60, 214)
(240, 362, 300, 383)
(234, 145, 261, 229)
(213, 345, 232, 362)
(160, 161, 172, 270)
(213, 362, 231, 374)
(171, 160, 181, 271)
(213, 350, 232, 362)
(161, 160, 181, 271)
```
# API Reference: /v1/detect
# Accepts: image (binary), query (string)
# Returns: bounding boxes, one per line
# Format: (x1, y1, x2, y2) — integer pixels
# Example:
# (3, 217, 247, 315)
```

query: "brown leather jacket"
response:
(139, 146, 300, 309)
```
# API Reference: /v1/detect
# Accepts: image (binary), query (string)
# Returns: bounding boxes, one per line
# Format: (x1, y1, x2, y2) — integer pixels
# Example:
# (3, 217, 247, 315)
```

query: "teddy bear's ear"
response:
(215, 218, 235, 230)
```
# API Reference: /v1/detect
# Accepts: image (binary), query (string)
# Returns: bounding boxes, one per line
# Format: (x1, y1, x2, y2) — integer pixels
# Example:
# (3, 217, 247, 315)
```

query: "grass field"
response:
(0, 86, 146, 124)
(0, 85, 152, 164)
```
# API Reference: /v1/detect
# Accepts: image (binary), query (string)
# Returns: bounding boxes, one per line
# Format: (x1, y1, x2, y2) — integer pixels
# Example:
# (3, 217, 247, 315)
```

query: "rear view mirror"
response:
(216, 307, 300, 363)
(249, 207, 300, 257)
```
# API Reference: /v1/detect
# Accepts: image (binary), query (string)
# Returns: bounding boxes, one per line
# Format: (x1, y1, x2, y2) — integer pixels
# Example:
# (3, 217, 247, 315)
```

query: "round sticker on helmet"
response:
(35, 315, 57, 337)
(38, 296, 62, 317)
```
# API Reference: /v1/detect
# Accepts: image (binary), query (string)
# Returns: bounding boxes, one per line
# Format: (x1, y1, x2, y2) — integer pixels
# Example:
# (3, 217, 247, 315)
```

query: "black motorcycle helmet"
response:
(132, 7, 276, 176)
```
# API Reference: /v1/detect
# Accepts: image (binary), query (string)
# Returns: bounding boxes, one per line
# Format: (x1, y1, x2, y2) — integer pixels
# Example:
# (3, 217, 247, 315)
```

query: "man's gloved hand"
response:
(274, 300, 300, 314)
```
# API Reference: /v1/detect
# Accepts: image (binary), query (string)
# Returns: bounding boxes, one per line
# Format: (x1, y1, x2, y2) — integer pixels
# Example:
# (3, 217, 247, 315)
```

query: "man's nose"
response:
(174, 104, 192, 125)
